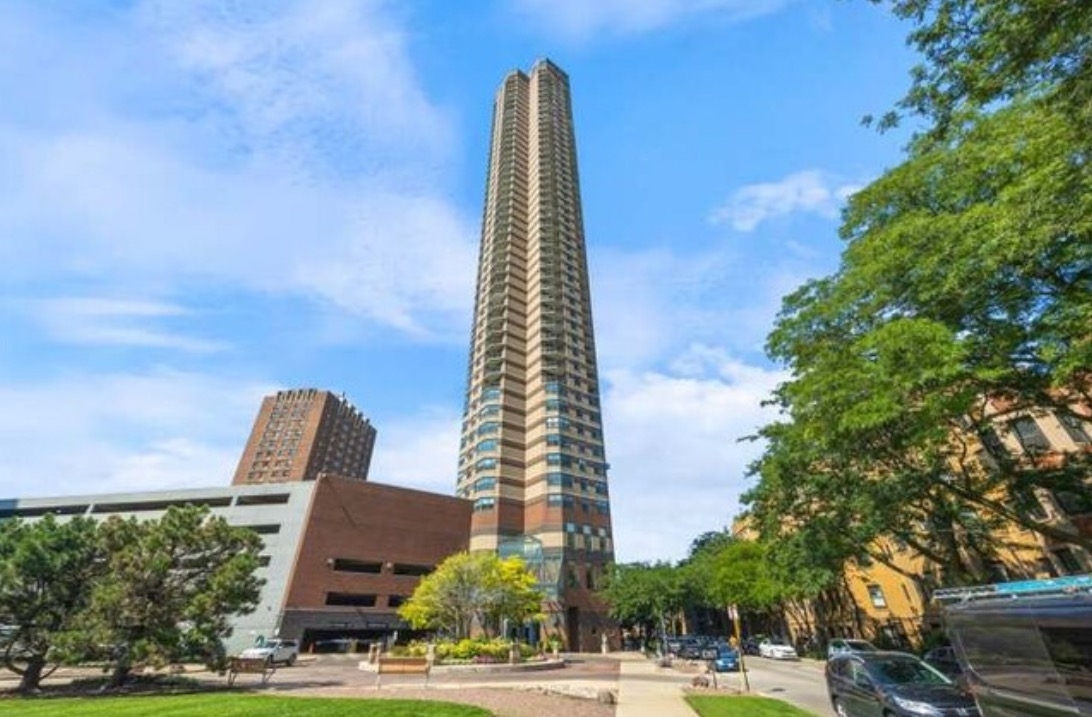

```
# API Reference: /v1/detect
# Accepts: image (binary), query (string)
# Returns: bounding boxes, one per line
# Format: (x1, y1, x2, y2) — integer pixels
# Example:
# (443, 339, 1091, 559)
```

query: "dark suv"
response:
(826, 651, 980, 717)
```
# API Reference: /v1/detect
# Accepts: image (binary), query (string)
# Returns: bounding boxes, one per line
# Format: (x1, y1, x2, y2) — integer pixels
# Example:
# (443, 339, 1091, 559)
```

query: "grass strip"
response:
(0, 693, 492, 716)
(686, 694, 819, 716)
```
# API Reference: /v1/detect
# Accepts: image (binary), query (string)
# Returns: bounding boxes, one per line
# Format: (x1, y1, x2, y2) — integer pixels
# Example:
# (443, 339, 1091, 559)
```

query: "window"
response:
(331, 558, 382, 574)
(387, 595, 408, 608)
(1054, 490, 1092, 517)
(473, 497, 496, 512)
(1037, 557, 1059, 578)
(1054, 548, 1085, 575)
(1014, 488, 1049, 520)
(546, 434, 561, 446)
(867, 584, 888, 609)
(474, 477, 496, 492)
(547, 494, 564, 507)
(1059, 413, 1092, 445)
(1011, 417, 1051, 453)
(476, 457, 497, 470)
(476, 439, 498, 453)
(392, 563, 434, 577)
(1041, 626, 1092, 705)
(979, 427, 1008, 459)
(325, 592, 376, 607)
(477, 422, 499, 435)
(243, 524, 281, 535)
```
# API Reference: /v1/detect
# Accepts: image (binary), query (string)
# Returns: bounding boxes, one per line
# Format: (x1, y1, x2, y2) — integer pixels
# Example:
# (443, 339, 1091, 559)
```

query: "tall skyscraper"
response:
(233, 388, 377, 485)
(457, 59, 614, 650)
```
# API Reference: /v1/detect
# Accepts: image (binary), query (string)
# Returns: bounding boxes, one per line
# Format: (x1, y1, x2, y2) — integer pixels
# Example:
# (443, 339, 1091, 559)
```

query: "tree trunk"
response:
(17, 657, 45, 693)
(106, 656, 131, 690)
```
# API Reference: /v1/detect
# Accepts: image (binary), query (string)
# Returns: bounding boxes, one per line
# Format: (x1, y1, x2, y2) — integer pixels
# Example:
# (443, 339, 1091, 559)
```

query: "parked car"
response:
(826, 651, 979, 717)
(827, 638, 878, 660)
(759, 638, 799, 660)
(741, 637, 762, 656)
(712, 643, 740, 672)
(239, 638, 299, 666)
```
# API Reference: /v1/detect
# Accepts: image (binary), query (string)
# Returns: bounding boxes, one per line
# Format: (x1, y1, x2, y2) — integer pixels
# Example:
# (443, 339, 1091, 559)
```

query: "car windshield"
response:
(867, 657, 952, 686)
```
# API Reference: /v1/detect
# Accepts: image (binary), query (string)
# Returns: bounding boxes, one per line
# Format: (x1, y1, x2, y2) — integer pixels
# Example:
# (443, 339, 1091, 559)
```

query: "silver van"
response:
(940, 577, 1092, 717)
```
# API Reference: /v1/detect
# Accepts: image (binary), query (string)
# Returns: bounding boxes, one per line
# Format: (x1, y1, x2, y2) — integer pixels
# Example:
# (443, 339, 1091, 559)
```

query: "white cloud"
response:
(590, 246, 808, 367)
(508, 0, 795, 40)
(603, 345, 786, 562)
(0, 370, 275, 498)
(0, 1, 475, 342)
(368, 407, 462, 494)
(710, 170, 863, 232)
(25, 297, 228, 352)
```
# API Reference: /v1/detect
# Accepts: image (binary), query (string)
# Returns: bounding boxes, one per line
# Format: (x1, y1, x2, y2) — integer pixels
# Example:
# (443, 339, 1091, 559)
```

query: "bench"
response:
(375, 655, 431, 688)
(227, 656, 275, 686)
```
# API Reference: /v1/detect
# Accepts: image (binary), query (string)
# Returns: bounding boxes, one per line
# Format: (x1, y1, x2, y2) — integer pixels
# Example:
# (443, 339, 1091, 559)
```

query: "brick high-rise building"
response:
(456, 59, 615, 650)
(233, 388, 377, 485)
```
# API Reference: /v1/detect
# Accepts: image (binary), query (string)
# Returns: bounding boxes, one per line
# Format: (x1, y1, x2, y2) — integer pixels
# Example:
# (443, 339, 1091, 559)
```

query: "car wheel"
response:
(287, 654, 297, 667)
(832, 698, 849, 717)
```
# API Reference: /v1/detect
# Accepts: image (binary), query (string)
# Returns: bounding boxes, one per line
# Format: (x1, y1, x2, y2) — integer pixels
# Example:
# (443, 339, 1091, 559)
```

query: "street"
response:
(737, 655, 834, 716)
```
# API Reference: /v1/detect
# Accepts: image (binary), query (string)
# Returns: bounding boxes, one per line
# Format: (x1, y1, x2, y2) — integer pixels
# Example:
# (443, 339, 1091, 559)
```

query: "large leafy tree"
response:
(398, 552, 543, 640)
(748, 0, 1092, 578)
(0, 516, 103, 692)
(61, 506, 263, 687)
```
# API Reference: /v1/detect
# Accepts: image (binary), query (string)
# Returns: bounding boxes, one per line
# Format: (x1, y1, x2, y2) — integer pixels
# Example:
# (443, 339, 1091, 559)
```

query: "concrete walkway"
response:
(613, 653, 696, 717)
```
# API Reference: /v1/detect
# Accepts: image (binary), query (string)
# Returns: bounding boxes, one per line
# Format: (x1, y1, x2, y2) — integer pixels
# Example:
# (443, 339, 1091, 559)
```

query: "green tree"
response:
(692, 540, 780, 616)
(599, 562, 687, 641)
(0, 515, 103, 692)
(481, 555, 545, 637)
(398, 552, 544, 640)
(61, 506, 263, 687)
(747, 93, 1092, 573)
(870, 0, 1092, 139)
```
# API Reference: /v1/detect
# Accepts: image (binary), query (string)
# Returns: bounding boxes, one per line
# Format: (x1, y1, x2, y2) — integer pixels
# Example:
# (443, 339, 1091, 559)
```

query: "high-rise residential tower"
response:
(457, 59, 614, 650)
(233, 388, 377, 485)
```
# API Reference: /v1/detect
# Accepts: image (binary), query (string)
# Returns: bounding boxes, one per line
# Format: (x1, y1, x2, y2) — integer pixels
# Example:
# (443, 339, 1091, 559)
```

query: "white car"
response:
(827, 637, 877, 660)
(758, 638, 799, 660)
(239, 638, 299, 666)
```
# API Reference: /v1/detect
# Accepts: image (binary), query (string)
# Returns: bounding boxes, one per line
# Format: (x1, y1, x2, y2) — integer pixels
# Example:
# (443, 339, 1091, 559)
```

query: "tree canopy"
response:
(0, 515, 103, 692)
(748, 2, 1092, 581)
(398, 552, 543, 640)
(56, 506, 264, 687)
(598, 561, 688, 637)
(871, 0, 1092, 139)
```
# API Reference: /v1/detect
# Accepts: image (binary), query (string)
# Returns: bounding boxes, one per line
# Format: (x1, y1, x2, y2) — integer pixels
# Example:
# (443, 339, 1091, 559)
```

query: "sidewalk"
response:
(613, 652, 696, 717)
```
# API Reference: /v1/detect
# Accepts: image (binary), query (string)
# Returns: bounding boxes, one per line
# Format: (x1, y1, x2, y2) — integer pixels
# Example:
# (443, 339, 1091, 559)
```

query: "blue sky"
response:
(0, 0, 916, 562)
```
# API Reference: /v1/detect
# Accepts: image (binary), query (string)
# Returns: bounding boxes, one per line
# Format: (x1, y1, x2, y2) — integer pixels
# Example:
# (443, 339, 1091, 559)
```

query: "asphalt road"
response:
(739, 655, 835, 716)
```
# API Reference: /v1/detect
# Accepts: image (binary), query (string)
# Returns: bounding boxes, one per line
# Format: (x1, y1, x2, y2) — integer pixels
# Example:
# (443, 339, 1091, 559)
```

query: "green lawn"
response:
(686, 695, 819, 717)
(0, 694, 492, 716)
